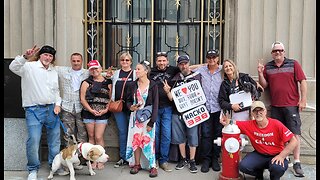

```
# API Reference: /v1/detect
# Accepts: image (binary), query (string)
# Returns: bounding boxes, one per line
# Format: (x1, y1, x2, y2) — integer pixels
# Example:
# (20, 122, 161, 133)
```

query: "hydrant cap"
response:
(222, 124, 241, 134)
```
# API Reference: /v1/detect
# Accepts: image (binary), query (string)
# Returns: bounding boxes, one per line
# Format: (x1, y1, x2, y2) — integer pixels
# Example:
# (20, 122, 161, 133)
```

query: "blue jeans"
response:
(113, 111, 129, 160)
(239, 151, 288, 180)
(155, 107, 172, 165)
(25, 104, 61, 172)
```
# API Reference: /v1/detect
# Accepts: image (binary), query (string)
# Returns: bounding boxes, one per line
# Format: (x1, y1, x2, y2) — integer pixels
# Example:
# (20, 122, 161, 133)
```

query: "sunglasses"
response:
(271, 49, 284, 53)
(121, 59, 130, 62)
(156, 51, 167, 57)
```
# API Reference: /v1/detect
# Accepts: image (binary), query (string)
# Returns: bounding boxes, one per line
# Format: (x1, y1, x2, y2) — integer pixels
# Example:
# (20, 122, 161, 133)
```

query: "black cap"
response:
(206, 50, 219, 58)
(177, 55, 190, 64)
(39, 45, 56, 56)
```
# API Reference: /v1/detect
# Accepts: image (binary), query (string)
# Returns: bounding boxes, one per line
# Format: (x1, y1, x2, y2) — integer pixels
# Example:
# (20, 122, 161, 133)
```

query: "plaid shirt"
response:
(56, 66, 89, 113)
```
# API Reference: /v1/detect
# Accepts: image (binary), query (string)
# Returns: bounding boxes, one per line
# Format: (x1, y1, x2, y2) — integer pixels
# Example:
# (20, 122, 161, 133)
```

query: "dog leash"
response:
(26, 106, 70, 137)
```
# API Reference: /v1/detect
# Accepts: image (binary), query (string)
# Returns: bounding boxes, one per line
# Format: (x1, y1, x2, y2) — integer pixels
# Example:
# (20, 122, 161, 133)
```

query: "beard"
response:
(255, 115, 264, 121)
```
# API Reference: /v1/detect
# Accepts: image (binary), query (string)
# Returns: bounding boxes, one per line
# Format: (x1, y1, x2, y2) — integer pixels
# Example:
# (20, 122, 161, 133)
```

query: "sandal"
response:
(130, 164, 142, 174)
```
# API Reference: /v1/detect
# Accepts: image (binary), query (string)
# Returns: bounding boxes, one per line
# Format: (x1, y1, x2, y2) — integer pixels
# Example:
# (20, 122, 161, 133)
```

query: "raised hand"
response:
(162, 79, 171, 94)
(257, 59, 264, 74)
(24, 45, 40, 60)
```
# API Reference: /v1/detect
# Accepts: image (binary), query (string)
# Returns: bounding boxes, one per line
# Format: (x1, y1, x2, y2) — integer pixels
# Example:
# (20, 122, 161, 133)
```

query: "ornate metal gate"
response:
(84, 0, 224, 69)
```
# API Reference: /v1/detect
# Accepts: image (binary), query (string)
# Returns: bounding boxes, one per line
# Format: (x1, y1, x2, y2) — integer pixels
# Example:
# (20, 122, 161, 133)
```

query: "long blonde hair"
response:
(221, 59, 239, 80)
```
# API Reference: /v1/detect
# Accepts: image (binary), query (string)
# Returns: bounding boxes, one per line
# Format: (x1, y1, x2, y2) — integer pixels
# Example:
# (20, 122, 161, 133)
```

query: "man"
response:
(55, 53, 89, 145)
(193, 50, 223, 172)
(9, 45, 62, 180)
(257, 41, 307, 177)
(164, 55, 201, 173)
(220, 101, 298, 180)
(150, 51, 180, 172)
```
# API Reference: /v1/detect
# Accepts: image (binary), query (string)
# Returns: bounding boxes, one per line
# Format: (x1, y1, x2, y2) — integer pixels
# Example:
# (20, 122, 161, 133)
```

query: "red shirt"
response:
(263, 58, 306, 106)
(237, 118, 294, 155)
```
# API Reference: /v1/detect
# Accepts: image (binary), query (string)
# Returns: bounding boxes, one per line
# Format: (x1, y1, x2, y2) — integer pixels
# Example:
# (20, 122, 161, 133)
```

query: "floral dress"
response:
(125, 85, 156, 170)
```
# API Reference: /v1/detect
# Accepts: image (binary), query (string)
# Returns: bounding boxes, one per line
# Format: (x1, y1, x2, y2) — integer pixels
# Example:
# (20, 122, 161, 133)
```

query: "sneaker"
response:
(293, 162, 305, 177)
(74, 165, 83, 170)
(212, 159, 221, 171)
(149, 167, 158, 178)
(160, 162, 172, 172)
(175, 158, 188, 170)
(114, 158, 129, 168)
(56, 168, 70, 176)
(189, 159, 198, 173)
(28, 171, 37, 180)
(201, 161, 210, 173)
(130, 164, 142, 174)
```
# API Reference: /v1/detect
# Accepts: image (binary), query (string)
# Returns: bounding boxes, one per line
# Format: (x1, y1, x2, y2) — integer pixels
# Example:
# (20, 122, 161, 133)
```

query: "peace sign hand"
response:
(24, 45, 40, 61)
(162, 79, 171, 94)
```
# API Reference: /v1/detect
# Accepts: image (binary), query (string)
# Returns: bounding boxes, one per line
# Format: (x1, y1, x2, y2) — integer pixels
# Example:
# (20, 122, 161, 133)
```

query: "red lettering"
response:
(187, 120, 194, 126)
(201, 113, 208, 119)
(194, 116, 201, 122)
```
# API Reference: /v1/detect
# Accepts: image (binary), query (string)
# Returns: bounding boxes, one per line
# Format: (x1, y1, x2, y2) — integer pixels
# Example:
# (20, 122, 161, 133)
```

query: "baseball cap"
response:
(87, 60, 101, 69)
(206, 50, 219, 58)
(251, 101, 266, 111)
(39, 45, 56, 56)
(177, 55, 190, 64)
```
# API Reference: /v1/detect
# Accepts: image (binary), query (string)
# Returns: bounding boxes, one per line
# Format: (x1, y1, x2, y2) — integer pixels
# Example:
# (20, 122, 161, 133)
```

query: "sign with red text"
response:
(182, 105, 210, 128)
(171, 80, 206, 112)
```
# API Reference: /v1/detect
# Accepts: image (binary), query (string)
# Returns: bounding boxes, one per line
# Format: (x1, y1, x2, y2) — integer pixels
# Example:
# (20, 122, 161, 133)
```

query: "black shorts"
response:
(270, 106, 301, 135)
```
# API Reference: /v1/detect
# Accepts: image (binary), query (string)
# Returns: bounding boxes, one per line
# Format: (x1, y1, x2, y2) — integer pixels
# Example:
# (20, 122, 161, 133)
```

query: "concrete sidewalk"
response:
(4, 161, 316, 180)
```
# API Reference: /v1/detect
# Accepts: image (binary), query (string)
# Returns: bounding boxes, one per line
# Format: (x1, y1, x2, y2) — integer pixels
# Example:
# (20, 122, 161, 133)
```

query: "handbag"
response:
(136, 105, 152, 123)
(108, 70, 133, 113)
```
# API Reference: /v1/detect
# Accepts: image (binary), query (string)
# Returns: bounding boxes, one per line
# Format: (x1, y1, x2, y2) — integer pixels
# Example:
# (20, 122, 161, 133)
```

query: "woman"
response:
(218, 59, 263, 121)
(125, 60, 159, 178)
(80, 60, 112, 170)
(110, 52, 136, 167)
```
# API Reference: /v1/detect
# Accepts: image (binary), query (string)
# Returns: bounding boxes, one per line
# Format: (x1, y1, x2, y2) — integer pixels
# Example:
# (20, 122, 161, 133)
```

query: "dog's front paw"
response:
(89, 170, 96, 176)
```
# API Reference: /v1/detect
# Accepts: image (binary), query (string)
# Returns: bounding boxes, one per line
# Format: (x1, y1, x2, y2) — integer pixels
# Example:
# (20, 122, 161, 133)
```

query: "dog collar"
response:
(79, 142, 84, 154)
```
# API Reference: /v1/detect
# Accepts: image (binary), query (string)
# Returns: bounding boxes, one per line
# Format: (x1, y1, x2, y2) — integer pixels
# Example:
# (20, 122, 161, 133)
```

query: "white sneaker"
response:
(56, 168, 70, 176)
(28, 171, 37, 180)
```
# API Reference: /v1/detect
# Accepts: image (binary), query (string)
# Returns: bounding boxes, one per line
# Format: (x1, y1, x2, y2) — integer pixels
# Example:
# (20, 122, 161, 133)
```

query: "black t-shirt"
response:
(150, 65, 180, 108)
(114, 69, 135, 102)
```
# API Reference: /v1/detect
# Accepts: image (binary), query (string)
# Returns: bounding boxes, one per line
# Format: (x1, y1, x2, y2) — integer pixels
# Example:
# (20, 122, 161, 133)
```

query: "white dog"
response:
(48, 142, 109, 180)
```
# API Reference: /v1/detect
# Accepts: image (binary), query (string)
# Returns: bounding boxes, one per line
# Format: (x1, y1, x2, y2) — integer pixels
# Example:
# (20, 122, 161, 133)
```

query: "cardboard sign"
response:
(182, 105, 210, 128)
(171, 80, 206, 112)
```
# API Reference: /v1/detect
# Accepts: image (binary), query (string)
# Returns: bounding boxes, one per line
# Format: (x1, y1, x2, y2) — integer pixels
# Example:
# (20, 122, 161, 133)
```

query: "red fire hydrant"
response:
(214, 123, 248, 180)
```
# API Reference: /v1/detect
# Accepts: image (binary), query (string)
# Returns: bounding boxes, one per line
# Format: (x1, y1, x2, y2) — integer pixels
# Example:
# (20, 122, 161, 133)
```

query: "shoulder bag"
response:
(108, 70, 132, 113)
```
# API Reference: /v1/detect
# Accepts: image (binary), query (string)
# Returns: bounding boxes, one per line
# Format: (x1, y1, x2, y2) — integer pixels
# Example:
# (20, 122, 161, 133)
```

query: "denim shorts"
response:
(83, 118, 108, 124)
(171, 113, 198, 147)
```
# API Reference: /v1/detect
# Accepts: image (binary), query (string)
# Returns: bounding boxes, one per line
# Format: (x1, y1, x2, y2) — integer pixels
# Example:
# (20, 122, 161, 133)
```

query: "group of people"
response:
(9, 40, 307, 180)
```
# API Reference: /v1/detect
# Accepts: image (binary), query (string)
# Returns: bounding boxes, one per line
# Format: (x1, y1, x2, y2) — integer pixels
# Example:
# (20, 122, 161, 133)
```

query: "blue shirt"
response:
(194, 65, 223, 113)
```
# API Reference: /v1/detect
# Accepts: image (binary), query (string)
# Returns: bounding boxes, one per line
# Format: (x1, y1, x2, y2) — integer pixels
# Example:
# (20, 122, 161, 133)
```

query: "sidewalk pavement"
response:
(4, 161, 315, 180)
